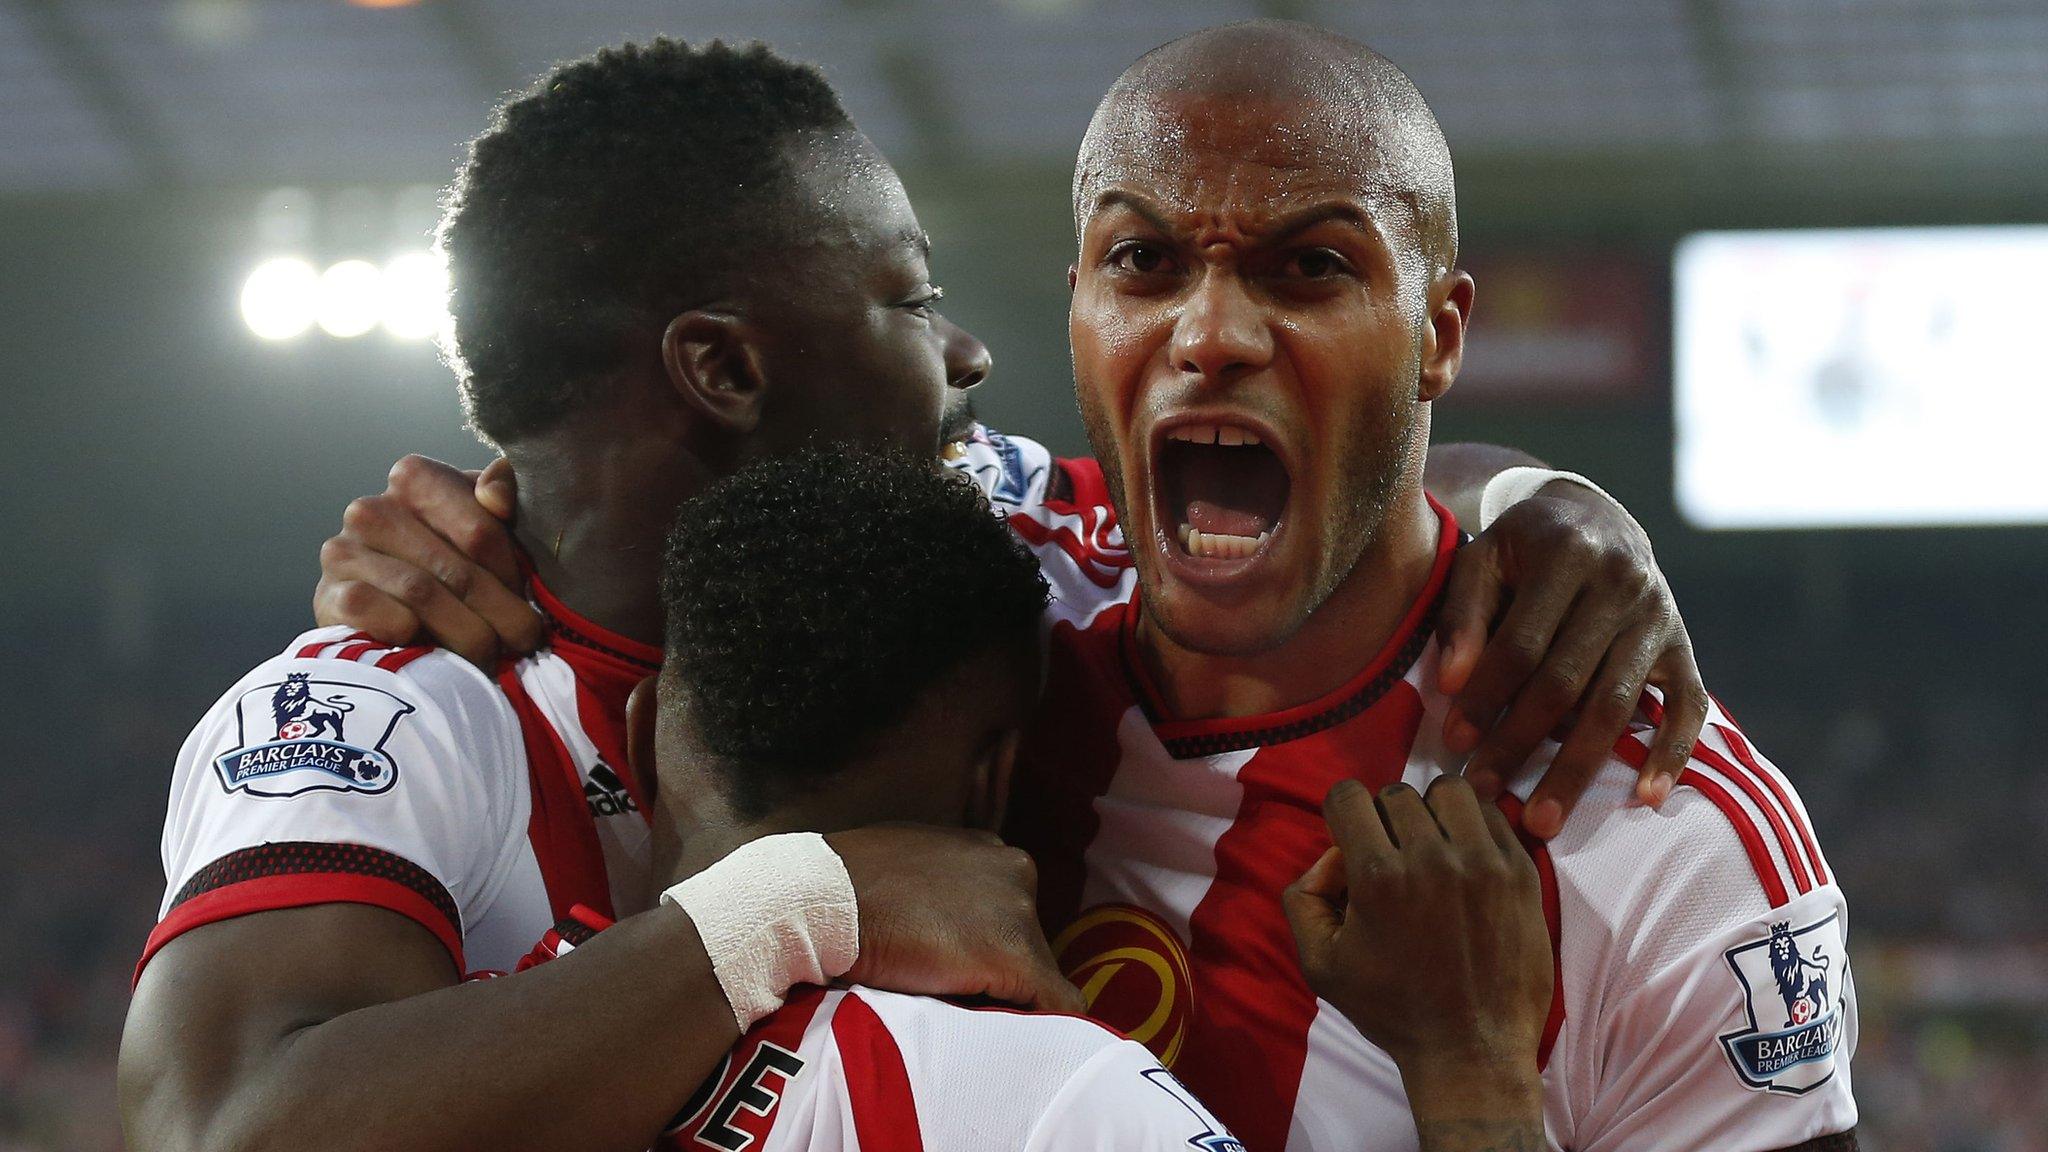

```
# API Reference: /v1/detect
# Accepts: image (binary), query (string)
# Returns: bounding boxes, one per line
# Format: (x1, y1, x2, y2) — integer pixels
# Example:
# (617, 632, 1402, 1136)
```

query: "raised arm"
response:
(315, 446, 1709, 839)
(120, 828, 1078, 1152)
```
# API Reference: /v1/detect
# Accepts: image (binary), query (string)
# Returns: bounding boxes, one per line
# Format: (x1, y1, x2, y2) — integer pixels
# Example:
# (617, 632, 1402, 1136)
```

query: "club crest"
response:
(1719, 912, 1848, 1094)
(212, 673, 415, 798)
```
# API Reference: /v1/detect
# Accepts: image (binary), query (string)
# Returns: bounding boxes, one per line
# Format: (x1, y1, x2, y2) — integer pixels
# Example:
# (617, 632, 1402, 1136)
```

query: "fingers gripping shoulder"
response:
(153, 628, 529, 972)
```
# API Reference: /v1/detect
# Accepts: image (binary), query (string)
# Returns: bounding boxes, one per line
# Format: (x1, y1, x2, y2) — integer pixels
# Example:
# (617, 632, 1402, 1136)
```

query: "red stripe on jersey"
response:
(1495, 795, 1566, 1069)
(375, 646, 434, 673)
(136, 871, 465, 985)
(574, 676, 649, 823)
(1007, 602, 1143, 929)
(1688, 740, 1812, 896)
(1171, 686, 1428, 1152)
(1715, 722, 1828, 887)
(334, 640, 380, 662)
(297, 631, 376, 659)
(498, 667, 614, 919)
(1005, 510, 1131, 589)
(833, 992, 927, 1152)
(1615, 734, 1792, 907)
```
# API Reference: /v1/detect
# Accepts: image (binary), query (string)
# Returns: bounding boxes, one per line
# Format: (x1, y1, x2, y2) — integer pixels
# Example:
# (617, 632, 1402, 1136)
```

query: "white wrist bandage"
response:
(660, 832, 860, 1031)
(1477, 466, 1623, 531)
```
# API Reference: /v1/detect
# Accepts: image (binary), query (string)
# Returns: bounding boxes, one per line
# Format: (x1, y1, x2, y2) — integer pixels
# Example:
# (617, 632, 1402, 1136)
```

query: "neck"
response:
(1137, 487, 1441, 719)
(509, 425, 710, 648)
(661, 789, 892, 887)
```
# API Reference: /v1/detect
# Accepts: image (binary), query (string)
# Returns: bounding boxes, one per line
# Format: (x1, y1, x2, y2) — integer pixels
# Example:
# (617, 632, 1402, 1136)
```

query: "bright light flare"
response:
(239, 257, 319, 341)
(380, 250, 449, 341)
(315, 260, 383, 338)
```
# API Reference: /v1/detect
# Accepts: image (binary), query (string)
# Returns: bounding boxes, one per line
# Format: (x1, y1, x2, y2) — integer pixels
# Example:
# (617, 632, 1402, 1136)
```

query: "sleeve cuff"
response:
(136, 843, 465, 985)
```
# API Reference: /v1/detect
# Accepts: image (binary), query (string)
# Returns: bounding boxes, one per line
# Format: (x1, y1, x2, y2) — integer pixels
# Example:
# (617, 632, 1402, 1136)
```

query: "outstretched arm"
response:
(121, 828, 1078, 1152)
(313, 446, 1709, 839)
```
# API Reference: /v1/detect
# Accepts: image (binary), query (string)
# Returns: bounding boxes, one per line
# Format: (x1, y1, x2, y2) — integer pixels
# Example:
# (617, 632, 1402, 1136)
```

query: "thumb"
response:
(476, 456, 519, 524)
(1006, 932, 1086, 1015)
(1434, 539, 1505, 698)
(1282, 846, 1347, 953)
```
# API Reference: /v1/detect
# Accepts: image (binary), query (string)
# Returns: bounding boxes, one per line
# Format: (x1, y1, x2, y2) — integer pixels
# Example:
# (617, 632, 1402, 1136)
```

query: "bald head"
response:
(1075, 20, 1458, 271)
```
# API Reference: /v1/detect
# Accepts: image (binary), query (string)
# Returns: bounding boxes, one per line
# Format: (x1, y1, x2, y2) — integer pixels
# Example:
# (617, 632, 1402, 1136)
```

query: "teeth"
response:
(1165, 423, 1263, 447)
(1178, 525, 1272, 560)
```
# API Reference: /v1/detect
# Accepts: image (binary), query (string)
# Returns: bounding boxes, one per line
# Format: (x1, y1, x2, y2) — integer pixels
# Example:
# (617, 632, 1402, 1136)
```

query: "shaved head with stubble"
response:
(1066, 19, 1476, 667)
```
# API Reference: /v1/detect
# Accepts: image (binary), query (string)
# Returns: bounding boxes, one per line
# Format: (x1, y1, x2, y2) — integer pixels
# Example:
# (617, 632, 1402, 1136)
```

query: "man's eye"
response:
(1108, 241, 1175, 275)
(1285, 249, 1349, 279)
(903, 285, 945, 315)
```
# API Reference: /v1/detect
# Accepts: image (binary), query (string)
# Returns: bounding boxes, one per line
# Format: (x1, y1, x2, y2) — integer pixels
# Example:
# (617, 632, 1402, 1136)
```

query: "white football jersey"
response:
(140, 428, 1048, 982)
(1001, 457, 1859, 1152)
(141, 577, 665, 980)
(515, 910, 1244, 1151)
(664, 985, 1239, 1151)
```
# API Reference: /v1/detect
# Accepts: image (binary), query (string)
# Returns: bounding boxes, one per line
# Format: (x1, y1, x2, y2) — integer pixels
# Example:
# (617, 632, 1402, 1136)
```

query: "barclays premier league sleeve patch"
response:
(1719, 912, 1848, 1094)
(211, 672, 416, 798)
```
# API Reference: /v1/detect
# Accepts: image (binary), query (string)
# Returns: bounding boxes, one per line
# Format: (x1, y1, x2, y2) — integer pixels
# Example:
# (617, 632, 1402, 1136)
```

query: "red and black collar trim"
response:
(1127, 497, 1462, 760)
(527, 574, 663, 675)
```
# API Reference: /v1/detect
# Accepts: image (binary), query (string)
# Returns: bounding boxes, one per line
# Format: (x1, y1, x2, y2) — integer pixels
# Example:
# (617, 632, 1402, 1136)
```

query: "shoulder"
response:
(950, 423, 1055, 511)
(1519, 692, 1835, 927)
(1000, 456, 1136, 628)
(841, 989, 1143, 1145)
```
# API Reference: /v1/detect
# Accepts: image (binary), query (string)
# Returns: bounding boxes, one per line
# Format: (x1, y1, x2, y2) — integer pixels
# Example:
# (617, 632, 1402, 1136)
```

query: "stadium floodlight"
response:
(315, 259, 384, 338)
(380, 250, 449, 341)
(239, 257, 320, 341)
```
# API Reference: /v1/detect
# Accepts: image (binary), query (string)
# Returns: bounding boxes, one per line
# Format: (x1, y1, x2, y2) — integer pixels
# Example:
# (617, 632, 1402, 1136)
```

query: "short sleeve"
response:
(1022, 1040, 1246, 1152)
(1547, 728, 1860, 1151)
(140, 628, 528, 979)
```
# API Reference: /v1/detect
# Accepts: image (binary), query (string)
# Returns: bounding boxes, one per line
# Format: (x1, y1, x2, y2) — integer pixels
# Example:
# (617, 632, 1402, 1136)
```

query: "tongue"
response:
(1186, 499, 1268, 538)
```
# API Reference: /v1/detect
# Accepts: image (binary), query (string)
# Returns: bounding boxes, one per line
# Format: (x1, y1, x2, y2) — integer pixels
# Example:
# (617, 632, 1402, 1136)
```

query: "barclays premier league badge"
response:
(211, 673, 414, 798)
(1719, 912, 1848, 1094)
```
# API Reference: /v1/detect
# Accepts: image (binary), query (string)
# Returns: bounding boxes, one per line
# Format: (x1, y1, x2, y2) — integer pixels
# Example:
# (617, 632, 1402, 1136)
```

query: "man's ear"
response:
(1418, 269, 1475, 403)
(662, 310, 768, 435)
(966, 729, 1022, 834)
(625, 674, 660, 805)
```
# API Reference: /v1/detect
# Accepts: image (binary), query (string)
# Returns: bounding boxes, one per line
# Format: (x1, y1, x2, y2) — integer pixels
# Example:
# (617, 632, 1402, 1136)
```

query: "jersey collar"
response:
(527, 573, 664, 683)
(1120, 496, 1460, 760)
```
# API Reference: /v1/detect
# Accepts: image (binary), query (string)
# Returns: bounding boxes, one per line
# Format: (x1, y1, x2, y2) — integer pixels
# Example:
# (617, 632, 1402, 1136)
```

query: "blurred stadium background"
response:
(3, 1, 2044, 1147)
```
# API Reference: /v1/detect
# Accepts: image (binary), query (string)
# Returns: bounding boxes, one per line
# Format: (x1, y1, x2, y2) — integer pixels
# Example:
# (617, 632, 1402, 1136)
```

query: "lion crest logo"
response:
(1767, 921, 1831, 1026)
(1719, 911, 1849, 1095)
(212, 672, 415, 798)
(271, 673, 356, 741)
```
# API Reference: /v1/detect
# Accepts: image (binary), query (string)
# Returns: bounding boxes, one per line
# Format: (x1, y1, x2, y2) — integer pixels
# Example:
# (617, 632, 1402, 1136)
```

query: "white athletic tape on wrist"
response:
(1477, 466, 1623, 531)
(660, 831, 860, 1031)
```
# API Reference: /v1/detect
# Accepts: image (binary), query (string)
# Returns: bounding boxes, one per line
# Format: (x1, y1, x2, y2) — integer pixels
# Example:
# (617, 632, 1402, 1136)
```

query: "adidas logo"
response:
(583, 762, 640, 819)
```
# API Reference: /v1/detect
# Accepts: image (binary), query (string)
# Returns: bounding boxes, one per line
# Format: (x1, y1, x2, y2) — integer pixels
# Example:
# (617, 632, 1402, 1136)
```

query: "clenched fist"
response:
(1283, 776, 1553, 1151)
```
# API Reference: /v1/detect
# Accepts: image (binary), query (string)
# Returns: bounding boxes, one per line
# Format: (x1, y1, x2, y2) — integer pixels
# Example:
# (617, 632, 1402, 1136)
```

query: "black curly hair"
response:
(661, 444, 1050, 818)
(439, 39, 853, 447)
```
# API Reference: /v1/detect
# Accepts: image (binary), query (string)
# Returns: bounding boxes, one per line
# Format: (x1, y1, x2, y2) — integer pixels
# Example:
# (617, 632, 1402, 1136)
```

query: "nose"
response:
(1170, 271, 1272, 384)
(940, 315, 993, 392)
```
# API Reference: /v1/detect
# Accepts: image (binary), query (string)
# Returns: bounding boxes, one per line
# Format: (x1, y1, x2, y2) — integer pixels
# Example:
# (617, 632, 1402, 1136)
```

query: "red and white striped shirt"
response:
(142, 577, 660, 979)
(513, 907, 1244, 1151)
(139, 425, 1053, 982)
(998, 458, 1859, 1152)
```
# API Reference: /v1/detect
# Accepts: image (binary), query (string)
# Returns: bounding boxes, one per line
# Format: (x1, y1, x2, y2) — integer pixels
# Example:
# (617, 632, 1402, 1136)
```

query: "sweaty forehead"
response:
(1078, 90, 1397, 226)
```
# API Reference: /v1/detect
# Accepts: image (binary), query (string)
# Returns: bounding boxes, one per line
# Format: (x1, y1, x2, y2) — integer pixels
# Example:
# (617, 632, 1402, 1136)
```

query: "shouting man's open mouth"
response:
(1153, 415, 1293, 584)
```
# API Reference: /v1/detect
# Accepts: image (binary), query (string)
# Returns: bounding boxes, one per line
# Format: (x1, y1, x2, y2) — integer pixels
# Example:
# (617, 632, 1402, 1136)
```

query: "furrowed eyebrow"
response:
(1089, 190, 1177, 235)
(898, 228, 933, 258)
(1089, 191, 1382, 251)
(1262, 202, 1381, 248)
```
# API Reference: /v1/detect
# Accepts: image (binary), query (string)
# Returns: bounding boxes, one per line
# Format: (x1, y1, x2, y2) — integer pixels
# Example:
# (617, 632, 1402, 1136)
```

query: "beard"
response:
(1075, 363, 1426, 659)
